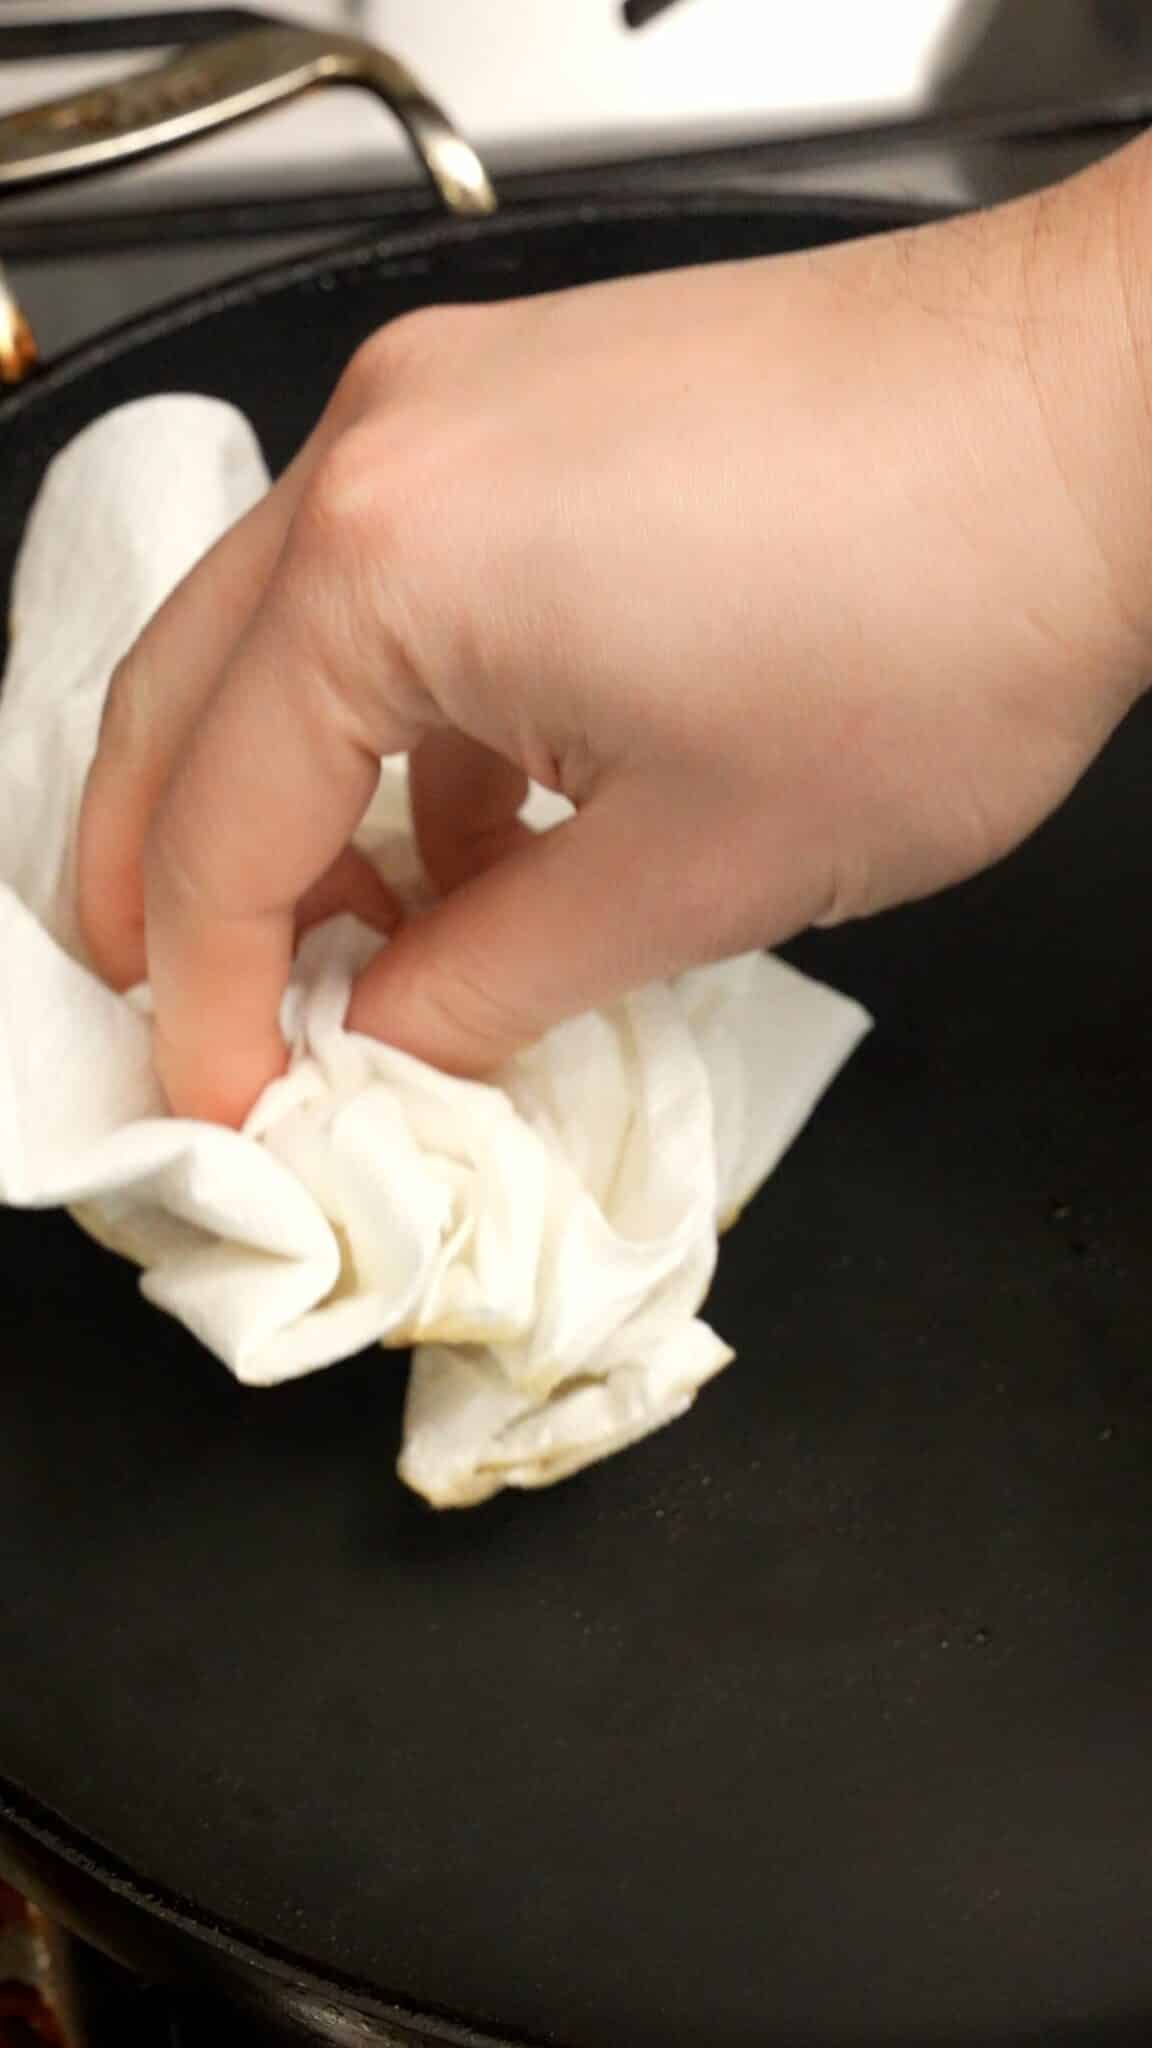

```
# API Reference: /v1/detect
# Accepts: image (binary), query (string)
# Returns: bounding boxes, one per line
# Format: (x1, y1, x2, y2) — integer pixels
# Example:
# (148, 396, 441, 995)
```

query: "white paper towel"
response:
(0, 396, 871, 1506)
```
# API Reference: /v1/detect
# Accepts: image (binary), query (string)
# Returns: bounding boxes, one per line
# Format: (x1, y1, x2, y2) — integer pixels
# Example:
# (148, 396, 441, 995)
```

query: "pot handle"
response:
(0, 22, 496, 383)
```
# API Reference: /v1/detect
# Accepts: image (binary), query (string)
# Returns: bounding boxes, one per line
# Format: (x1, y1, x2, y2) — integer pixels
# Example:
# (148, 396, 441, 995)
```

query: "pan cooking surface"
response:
(1, 198, 1151, 2048)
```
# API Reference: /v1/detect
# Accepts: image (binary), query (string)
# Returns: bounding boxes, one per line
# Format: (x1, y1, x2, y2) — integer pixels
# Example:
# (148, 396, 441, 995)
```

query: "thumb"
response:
(346, 773, 821, 1071)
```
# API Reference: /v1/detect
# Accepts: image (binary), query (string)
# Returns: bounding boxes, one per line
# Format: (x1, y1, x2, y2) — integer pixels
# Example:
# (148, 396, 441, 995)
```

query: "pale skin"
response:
(78, 136, 1152, 1128)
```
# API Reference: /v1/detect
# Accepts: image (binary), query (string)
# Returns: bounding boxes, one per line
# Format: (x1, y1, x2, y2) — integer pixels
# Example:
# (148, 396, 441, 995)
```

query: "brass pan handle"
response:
(0, 24, 496, 383)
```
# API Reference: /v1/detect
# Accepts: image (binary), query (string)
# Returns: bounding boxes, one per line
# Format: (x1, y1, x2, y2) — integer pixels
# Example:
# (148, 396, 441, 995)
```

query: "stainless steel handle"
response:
(0, 25, 496, 216)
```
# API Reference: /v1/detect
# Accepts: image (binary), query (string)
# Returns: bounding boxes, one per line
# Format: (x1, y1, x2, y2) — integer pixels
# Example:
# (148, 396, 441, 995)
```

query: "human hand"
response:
(78, 143, 1152, 1125)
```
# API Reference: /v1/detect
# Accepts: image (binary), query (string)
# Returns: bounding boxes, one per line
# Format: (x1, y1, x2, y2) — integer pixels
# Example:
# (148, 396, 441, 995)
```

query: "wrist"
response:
(1009, 135, 1152, 705)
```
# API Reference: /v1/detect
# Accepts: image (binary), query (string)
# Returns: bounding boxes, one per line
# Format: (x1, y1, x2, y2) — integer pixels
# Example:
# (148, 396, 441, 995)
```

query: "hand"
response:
(77, 142, 1152, 1126)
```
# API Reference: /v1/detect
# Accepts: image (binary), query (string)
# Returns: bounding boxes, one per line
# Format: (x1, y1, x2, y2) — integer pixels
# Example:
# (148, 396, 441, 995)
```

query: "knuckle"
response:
(298, 432, 383, 555)
(300, 424, 441, 563)
(338, 329, 395, 411)
(296, 427, 452, 643)
(339, 304, 480, 410)
(288, 435, 441, 742)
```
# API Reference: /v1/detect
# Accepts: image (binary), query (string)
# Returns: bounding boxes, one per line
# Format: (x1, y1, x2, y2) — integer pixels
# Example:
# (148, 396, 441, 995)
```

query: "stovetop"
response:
(5, 0, 1152, 225)
(0, 0, 993, 219)
(6, 0, 1152, 361)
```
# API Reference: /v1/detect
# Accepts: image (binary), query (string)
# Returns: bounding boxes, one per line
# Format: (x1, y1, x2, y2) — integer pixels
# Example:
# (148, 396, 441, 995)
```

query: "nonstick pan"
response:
(2, 185, 1152, 2048)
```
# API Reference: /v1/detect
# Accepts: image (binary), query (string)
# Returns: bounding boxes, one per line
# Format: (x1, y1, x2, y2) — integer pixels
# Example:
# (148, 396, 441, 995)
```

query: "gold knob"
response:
(0, 264, 38, 386)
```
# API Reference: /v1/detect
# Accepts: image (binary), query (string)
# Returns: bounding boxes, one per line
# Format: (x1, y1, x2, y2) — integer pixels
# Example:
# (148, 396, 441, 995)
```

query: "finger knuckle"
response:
(337, 329, 394, 411)
(297, 426, 454, 665)
(339, 304, 481, 409)
(299, 432, 383, 555)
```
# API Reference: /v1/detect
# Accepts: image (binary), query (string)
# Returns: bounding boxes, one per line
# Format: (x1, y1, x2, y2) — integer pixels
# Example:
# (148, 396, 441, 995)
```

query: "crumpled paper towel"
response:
(0, 395, 871, 1506)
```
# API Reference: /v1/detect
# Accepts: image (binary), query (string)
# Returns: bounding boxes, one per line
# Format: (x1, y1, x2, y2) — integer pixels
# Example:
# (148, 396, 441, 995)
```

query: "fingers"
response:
(143, 533, 424, 1128)
(77, 452, 314, 989)
(75, 315, 441, 992)
(74, 340, 390, 991)
(346, 773, 826, 1076)
(295, 845, 403, 939)
(76, 338, 412, 991)
(409, 728, 531, 893)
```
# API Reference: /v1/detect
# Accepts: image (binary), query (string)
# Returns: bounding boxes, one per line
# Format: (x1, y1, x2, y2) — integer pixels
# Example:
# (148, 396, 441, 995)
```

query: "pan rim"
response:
(0, 186, 949, 427)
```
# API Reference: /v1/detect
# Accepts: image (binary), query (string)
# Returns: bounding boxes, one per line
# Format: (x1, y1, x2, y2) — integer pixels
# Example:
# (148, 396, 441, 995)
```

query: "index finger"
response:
(78, 414, 349, 991)
(144, 528, 425, 1126)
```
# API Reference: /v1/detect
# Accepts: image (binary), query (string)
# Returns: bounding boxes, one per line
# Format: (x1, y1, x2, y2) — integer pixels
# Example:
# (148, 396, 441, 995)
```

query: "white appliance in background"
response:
(0, 0, 982, 218)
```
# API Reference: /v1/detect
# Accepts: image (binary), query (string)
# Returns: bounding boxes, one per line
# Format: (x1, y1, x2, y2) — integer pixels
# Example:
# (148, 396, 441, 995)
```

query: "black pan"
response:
(2, 194, 1152, 2048)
